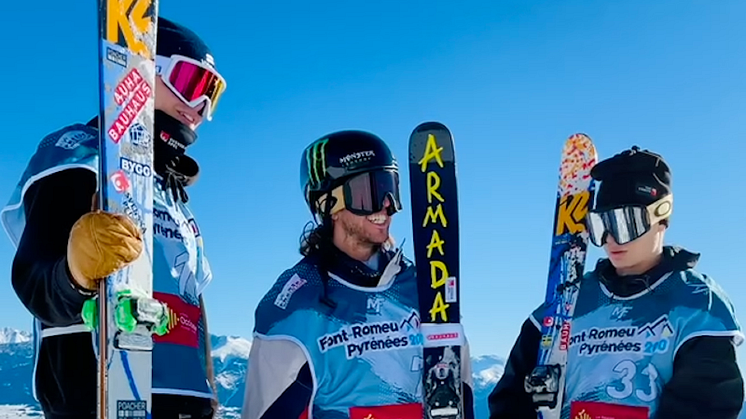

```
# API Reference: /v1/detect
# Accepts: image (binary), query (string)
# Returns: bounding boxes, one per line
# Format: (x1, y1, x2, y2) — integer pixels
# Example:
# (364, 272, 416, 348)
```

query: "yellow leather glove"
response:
(67, 210, 143, 291)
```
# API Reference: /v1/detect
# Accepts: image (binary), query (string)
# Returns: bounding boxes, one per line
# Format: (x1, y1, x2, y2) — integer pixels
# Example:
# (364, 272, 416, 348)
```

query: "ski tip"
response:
(411, 121, 450, 134)
(558, 132, 598, 196)
(408, 121, 455, 164)
(563, 133, 598, 160)
(566, 132, 594, 146)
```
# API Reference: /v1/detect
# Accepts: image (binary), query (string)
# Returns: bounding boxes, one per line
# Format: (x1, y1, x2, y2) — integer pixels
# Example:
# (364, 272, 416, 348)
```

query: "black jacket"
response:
(488, 246, 744, 419)
(12, 167, 99, 419)
(11, 162, 212, 417)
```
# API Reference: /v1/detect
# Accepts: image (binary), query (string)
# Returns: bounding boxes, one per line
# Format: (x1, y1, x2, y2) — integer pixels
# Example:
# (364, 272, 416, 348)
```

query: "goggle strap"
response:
(314, 187, 346, 217)
(330, 186, 346, 214)
(647, 194, 673, 225)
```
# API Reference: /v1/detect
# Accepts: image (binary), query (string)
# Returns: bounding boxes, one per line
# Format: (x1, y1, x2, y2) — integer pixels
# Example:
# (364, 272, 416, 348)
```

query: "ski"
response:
(525, 134, 597, 419)
(95, 1, 158, 418)
(409, 122, 464, 419)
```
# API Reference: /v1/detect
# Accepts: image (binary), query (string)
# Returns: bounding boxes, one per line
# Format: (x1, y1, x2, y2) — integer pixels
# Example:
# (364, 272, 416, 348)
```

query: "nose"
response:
(604, 233, 622, 250)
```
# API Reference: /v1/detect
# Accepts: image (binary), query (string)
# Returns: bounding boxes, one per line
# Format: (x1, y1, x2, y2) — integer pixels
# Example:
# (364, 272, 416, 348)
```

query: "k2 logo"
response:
(105, 0, 155, 58)
(556, 190, 590, 236)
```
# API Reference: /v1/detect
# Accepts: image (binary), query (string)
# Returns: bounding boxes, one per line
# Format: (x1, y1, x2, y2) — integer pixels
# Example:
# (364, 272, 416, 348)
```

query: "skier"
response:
(241, 130, 475, 419)
(1, 17, 227, 419)
(487, 146, 744, 419)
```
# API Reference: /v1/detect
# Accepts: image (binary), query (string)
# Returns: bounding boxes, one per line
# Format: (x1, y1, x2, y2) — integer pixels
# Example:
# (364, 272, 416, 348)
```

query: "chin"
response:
(369, 233, 390, 246)
(607, 254, 629, 268)
(372, 236, 389, 246)
(608, 259, 626, 269)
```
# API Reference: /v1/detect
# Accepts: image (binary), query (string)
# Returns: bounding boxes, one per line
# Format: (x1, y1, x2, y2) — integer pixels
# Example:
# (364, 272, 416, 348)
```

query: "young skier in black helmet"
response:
(488, 146, 743, 419)
(1, 17, 227, 419)
(242, 130, 476, 419)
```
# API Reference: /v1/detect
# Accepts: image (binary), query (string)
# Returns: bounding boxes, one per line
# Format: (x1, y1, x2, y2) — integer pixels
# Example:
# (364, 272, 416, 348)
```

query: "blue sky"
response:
(0, 0, 745, 371)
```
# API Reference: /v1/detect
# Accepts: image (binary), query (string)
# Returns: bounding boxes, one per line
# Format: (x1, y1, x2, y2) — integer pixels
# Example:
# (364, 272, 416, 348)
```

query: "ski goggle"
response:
(318, 170, 402, 216)
(587, 194, 673, 247)
(156, 54, 227, 121)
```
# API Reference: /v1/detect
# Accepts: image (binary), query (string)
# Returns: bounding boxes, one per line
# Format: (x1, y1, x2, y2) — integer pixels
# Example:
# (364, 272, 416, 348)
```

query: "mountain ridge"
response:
(0, 328, 503, 419)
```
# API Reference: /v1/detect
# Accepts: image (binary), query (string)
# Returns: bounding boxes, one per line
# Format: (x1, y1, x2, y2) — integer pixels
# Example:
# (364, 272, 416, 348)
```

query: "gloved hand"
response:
(67, 210, 143, 290)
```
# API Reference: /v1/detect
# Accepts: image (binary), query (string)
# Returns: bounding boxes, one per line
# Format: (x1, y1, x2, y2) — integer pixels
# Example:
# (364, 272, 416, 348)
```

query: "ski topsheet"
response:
(525, 134, 597, 419)
(409, 122, 465, 419)
(96, 1, 158, 418)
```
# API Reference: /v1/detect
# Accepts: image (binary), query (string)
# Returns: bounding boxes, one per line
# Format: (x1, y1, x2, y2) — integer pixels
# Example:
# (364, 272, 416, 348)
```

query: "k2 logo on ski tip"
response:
(556, 191, 590, 236)
(104, 0, 156, 59)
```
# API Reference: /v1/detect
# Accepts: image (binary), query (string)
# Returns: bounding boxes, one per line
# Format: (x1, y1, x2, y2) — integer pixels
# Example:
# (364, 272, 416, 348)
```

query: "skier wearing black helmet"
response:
(488, 146, 743, 419)
(1, 17, 227, 419)
(241, 130, 475, 419)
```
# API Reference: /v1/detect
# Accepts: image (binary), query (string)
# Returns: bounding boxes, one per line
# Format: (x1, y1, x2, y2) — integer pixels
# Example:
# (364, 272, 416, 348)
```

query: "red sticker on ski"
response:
(107, 70, 152, 144)
(570, 400, 649, 419)
(349, 403, 422, 419)
(154, 292, 201, 348)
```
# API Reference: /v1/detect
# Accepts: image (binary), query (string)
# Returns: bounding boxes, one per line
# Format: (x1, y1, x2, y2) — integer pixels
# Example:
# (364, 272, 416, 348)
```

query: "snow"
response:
(0, 329, 31, 345)
(470, 355, 506, 391)
(212, 336, 251, 363)
(474, 363, 505, 388)
(0, 404, 43, 418)
(218, 406, 241, 419)
(216, 370, 244, 391)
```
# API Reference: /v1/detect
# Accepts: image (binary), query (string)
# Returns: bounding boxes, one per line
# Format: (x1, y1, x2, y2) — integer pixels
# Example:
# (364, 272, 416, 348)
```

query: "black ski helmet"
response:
(300, 130, 400, 217)
(156, 17, 215, 68)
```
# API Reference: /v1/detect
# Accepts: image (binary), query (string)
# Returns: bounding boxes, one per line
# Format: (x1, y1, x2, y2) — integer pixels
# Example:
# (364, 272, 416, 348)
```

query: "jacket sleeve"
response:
(488, 317, 541, 419)
(654, 335, 744, 419)
(241, 336, 313, 419)
(11, 168, 97, 327)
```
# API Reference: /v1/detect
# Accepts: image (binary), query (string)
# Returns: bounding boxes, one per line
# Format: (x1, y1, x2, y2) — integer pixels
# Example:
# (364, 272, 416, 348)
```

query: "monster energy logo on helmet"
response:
(306, 138, 328, 189)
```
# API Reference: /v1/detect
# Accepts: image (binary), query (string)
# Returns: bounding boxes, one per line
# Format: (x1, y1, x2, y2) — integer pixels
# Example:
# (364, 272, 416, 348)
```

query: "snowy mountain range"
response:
(0, 327, 504, 419)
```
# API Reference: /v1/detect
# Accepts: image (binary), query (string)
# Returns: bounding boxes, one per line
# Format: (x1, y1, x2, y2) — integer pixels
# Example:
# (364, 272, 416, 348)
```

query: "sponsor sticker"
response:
(274, 274, 307, 309)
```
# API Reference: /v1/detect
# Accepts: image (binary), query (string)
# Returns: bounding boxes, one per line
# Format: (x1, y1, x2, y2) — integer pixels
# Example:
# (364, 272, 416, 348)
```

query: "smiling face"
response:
(332, 196, 394, 262)
(154, 75, 205, 131)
